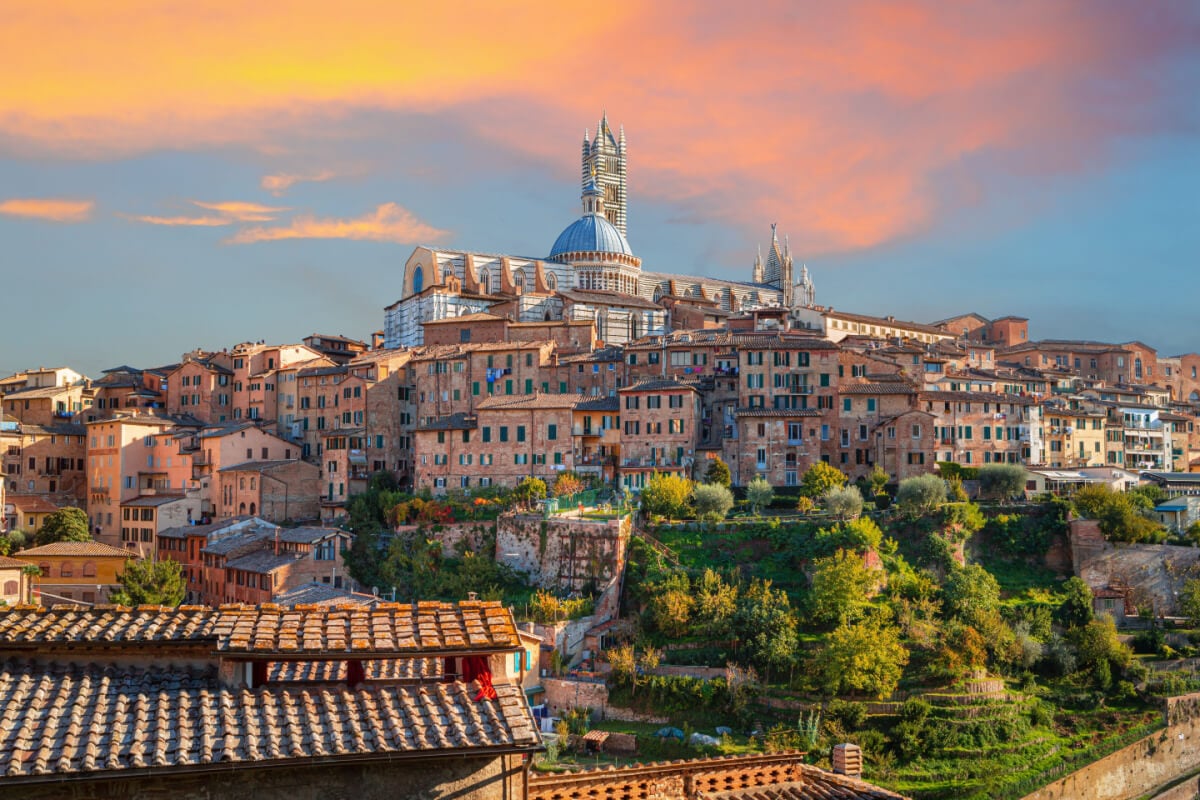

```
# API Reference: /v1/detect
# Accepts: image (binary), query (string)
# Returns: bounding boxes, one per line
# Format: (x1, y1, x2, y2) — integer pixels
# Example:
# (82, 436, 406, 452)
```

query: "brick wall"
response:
(543, 677, 610, 717)
(495, 513, 629, 592)
(1021, 694, 1200, 800)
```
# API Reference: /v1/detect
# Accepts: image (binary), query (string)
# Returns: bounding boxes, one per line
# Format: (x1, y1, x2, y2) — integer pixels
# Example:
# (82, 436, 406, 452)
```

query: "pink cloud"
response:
(225, 202, 446, 245)
(0, 198, 93, 222)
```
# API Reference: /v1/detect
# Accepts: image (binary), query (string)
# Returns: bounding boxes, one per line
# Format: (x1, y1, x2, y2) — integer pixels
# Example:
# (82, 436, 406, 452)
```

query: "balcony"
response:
(573, 426, 597, 437)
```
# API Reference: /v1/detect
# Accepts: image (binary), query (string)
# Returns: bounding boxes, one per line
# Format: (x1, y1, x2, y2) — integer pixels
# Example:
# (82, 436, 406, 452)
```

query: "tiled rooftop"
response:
(0, 659, 538, 781)
(697, 770, 906, 799)
(15, 541, 133, 558)
(267, 657, 441, 683)
(0, 602, 521, 656)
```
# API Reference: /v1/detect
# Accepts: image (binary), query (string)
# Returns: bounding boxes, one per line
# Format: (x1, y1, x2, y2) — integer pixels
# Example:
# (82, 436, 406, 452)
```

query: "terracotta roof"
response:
(734, 408, 823, 418)
(0, 602, 521, 655)
(5, 496, 62, 514)
(416, 413, 477, 432)
(558, 288, 662, 311)
(267, 657, 441, 682)
(0, 557, 27, 569)
(273, 583, 381, 607)
(476, 393, 580, 411)
(841, 383, 917, 395)
(15, 541, 132, 558)
(574, 396, 620, 412)
(622, 379, 698, 393)
(0, 659, 538, 781)
(697, 770, 906, 799)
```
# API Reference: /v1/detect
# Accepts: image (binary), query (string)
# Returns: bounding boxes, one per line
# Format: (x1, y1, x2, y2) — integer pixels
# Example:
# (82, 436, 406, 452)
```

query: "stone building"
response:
(617, 380, 701, 490)
(0, 603, 540, 800)
(216, 458, 321, 522)
(12, 540, 132, 604)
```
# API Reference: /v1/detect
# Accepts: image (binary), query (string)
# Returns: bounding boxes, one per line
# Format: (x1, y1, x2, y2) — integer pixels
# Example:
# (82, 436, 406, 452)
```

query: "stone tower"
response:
(581, 112, 627, 236)
(753, 223, 794, 292)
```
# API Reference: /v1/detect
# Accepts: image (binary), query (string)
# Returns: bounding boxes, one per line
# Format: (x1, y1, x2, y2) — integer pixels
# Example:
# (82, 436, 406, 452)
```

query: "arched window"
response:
(545, 272, 557, 291)
(60, 563, 73, 577)
(82, 562, 97, 577)
(412, 265, 424, 294)
(652, 286, 664, 303)
(239, 502, 247, 515)
(249, 502, 257, 515)
(250, 477, 256, 490)
(512, 268, 526, 294)
(239, 478, 245, 490)
(3, 581, 16, 595)
(1191, 391, 1200, 402)
(479, 267, 491, 294)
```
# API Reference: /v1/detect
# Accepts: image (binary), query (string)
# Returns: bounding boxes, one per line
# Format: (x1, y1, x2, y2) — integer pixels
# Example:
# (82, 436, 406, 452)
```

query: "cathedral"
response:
(383, 113, 816, 349)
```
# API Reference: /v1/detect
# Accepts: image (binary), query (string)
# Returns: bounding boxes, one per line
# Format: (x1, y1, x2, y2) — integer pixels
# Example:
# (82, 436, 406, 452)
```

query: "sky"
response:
(1, 1, 1198, 378)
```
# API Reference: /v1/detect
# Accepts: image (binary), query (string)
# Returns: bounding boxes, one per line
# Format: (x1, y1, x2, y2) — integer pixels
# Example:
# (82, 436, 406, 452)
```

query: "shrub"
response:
(896, 474, 948, 516)
(979, 463, 1028, 501)
(694, 482, 735, 523)
(745, 476, 774, 515)
(824, 485, 864, 520)
(704, 457, 733, 488)
(801, 462, 847, 498)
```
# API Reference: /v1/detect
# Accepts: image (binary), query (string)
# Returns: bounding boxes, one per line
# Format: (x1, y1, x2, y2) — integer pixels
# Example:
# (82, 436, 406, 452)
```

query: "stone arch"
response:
(545, 272, 557, 291)
(239, 502, 247, 515)
(249, 502, 257, 515)
(479, 267, 492, 294)
(513, 268, 526, 294)
(412, 264, 424, 294)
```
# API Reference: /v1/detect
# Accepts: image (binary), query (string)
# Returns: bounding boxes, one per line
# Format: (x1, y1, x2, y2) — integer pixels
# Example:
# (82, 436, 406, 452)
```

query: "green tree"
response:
(693, 569, 739, 639)
(734, 579, 798, 679)
(33, 507, 90, 546)
(693, 482, 734, 524)
(801, 462, 847, 498)
(1072, 484, 1114, 518)
(1056, 576, 1094, 629)
(513, 477, 548, 507)
(1073, 615, 1132, 686)
(1180, 579, 1200, 626)
(816, 614, 910, 698)
(640, 472, 694, 521)
(828, 516, 883, 553)
(824, 485, 864, 520)
(809, 549, 875, 627)
(110, 558, 185, 607)
(745, 476, 774, 515)
(704, 457, 732, 488)
(945, 475, 969, 503)
(649, 572, 694, 637)
(867, 465, 890, 497)
(941, 564, 1000, 627)
(895, 474, 948, 516)
(978, 463, 1028, 501)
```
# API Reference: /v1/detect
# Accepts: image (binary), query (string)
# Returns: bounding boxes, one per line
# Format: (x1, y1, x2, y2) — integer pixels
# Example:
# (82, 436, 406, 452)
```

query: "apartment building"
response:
(923, 392, 1042, 467)
(1, 421, 87, 504)
(618, 380, 701, 490)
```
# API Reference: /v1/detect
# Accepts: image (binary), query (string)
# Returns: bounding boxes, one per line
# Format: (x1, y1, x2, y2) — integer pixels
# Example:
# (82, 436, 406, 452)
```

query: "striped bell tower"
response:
(581, 111, 627, 236)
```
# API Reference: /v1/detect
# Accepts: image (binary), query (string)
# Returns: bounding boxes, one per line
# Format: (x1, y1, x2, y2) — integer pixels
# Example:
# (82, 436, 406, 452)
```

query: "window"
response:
(842, 398, 852, 412)
(499, 427, 509, 442)
(547, 424, 557, 440)
(482, 427, 491, 443)
(911, 424, 922, 438)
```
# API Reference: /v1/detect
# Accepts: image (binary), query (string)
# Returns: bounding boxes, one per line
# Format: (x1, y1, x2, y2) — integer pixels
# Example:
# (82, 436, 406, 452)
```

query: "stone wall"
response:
(1150, 776, 1200, 800)
(6, 752, 523, 800)
(543, 676, 610, 718)
(1071, 518, 1200, 615)
(408, 522, 493, 558)
(1021, 693, 1200, 800)
(496, 513, 630, 593)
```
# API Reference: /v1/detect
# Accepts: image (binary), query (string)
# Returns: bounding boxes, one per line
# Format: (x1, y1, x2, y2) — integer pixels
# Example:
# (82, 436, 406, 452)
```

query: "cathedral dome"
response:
(549, 213, 633, 260)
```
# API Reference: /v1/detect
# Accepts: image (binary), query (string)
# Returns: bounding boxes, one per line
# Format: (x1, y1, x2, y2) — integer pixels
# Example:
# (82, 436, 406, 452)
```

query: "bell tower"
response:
(581, 111, 627, 236)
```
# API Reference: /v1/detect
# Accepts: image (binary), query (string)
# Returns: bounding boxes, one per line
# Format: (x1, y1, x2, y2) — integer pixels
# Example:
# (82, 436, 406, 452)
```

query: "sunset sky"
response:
(2, 2, 1198, 377)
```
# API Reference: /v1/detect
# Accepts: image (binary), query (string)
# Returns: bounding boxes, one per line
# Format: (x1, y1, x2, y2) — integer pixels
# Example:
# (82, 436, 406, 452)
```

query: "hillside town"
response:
(3, 110, 1200, 800)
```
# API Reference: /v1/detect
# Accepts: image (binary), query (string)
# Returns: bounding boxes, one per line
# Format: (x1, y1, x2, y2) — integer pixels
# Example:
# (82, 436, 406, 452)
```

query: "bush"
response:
(896, 474, 948, 516)
(801, 462, 848, 498)
(694, 483, 735, 523)
(979, 463, 1028, 501)
(745, 476, 774, 514)
(824, 485, 864, 520)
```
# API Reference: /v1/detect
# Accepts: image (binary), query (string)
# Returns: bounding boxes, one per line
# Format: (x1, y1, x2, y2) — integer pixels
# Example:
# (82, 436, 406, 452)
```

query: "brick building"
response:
(13, 540, 132, 604)
(618, 380, 700, 489)
(216, 459, 321, 522)
(923, 392, 1042, 467)
(0, 420, 87, 505)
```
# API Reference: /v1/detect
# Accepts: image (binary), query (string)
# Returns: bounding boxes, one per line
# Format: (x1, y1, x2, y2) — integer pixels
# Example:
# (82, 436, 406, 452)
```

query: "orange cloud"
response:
(0, 3, 1188, 252)
(191, 201, 289, 222)
(121, 214, 230, 227)
(261, 170, 337, 196)
(226, 202, 446, 245)
(0, 198, 93, 222)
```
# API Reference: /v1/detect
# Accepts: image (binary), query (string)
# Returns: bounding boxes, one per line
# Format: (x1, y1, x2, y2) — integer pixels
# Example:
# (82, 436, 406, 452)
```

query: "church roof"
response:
(549, 213, 633, 259)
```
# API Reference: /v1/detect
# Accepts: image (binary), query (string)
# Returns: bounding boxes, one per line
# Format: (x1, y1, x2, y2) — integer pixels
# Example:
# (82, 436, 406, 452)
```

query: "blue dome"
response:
(549, 213, 633, 259)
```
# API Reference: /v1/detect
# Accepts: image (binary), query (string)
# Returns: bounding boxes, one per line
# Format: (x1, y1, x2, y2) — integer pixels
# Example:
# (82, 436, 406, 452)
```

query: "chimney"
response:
(832, 743, 862, 778)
